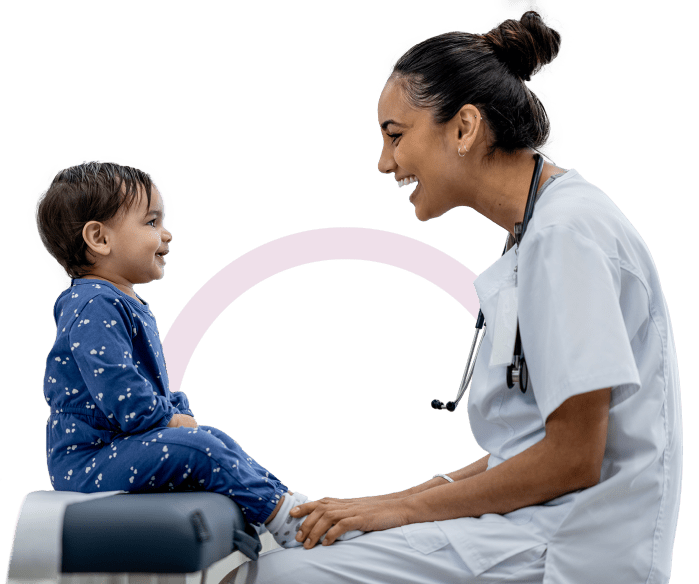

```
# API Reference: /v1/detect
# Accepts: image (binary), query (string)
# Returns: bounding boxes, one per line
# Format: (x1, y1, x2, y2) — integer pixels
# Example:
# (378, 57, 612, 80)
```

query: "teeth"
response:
(398, 176, 418, 188)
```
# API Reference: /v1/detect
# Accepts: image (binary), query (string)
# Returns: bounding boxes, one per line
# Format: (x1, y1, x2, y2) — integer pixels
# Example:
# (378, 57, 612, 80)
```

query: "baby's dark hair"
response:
(37, 161, 155, 278)
(391, 11, 561, 157)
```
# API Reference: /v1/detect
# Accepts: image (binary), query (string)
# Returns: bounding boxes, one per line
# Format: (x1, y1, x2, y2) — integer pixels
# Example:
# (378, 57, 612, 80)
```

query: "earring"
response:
(458, 145, 469, 157)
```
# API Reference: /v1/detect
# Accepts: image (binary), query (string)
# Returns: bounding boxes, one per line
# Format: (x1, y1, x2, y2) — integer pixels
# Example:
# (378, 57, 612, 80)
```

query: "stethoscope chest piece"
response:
(506, 353, 528, 393)
(506, 313, 529, 394)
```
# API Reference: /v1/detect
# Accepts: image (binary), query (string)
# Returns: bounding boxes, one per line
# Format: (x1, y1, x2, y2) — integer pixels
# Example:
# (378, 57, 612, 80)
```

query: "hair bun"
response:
(484, 11, 561, 81)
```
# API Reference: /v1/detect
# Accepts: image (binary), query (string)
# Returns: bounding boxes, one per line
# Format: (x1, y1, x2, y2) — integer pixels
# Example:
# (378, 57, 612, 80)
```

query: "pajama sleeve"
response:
(69, 294, 177, 432)
(517, 224, 641, 422)
(169, 391, 194, 417)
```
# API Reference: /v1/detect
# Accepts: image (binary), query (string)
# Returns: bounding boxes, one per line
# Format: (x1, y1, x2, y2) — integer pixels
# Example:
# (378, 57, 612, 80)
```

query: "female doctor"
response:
(229, 11, 682, 584)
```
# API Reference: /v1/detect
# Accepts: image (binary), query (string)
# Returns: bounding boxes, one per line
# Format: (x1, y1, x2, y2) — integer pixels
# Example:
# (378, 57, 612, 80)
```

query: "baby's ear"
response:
(82, 221, 111, 257)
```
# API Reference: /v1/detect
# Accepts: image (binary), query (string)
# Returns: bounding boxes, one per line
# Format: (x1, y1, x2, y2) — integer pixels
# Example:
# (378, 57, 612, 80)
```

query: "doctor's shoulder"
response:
(523, 169, 651, 265)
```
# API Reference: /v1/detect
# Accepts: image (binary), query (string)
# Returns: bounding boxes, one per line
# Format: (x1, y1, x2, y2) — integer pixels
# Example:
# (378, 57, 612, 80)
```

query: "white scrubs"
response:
(235, 169, 682, 584)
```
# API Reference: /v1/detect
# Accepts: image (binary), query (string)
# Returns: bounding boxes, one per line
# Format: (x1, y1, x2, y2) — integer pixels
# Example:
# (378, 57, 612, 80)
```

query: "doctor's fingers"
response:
(322, 517, 364, 546)
(290, 496, 348, 519)
(301, 515, 336, 548)
(295, 502, 352, 548)
(289, 499, 320, 519)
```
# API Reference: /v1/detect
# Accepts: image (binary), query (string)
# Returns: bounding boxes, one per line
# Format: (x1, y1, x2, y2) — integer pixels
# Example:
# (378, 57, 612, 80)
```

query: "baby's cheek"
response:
(149, 231, 162, 242)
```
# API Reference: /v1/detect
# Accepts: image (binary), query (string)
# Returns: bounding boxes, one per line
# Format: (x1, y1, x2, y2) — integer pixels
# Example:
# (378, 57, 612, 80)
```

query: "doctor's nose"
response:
(378, 145, 396, 175)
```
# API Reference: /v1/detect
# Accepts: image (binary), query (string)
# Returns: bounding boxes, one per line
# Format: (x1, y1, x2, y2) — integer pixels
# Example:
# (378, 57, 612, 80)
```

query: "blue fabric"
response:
(44, 278, 286, 524)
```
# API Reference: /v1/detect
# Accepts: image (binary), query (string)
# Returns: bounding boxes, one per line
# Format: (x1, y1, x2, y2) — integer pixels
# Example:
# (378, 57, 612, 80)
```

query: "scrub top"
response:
(436, 169, 682, 583)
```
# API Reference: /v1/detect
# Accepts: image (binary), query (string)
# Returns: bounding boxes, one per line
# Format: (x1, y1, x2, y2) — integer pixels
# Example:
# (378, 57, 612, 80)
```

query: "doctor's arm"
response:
(324, 454, 491, 505)
(401, 386, 611, 520)
(292, 386, 611, 548)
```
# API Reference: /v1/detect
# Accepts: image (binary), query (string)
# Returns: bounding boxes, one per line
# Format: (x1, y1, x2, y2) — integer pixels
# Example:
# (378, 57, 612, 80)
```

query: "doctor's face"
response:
(377, 78, 462, 221)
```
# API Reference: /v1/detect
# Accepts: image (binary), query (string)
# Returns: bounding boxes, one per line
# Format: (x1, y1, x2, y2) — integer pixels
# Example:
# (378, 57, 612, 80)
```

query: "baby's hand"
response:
(167, 414, 198, 428)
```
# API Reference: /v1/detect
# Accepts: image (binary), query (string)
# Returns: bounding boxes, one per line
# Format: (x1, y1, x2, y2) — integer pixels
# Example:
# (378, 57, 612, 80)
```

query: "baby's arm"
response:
(169, 390, 195, 418)
(166, 363, 195, 423)
(69, 295, 180, 433)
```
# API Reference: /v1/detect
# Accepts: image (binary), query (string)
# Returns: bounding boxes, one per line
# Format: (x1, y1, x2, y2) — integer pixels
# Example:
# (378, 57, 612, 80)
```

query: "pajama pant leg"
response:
(226, 524, 546, 584)
(57, 425, 287, 525)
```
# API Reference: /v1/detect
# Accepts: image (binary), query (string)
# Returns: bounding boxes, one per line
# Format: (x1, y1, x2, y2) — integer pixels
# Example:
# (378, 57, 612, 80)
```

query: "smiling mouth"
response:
(397, 176, 418, 188)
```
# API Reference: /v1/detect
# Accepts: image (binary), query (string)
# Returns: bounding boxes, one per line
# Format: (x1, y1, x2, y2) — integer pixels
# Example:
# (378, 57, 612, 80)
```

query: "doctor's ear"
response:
(455, 104, 483, 152)
(82, 221, 111, 257)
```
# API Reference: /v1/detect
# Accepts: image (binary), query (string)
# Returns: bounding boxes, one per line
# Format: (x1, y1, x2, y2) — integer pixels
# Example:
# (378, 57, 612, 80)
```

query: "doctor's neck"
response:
(468, 150, 562, 239)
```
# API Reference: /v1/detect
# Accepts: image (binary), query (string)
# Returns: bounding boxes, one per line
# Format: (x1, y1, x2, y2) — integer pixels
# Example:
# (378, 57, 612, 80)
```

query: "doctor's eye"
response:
(387, 133, 402, 144)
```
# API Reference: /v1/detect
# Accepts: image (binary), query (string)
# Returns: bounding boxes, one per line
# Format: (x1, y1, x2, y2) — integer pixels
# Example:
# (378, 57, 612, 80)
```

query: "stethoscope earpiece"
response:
(430, 399, 458, 411)
(431, 399, 444, 410)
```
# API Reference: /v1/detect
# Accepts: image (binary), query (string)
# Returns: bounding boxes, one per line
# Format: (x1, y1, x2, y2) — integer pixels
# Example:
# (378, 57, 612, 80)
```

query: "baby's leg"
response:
(152, 425, 288, 525)
(61, 426, 287, 526)
(199, 427, 364, 547)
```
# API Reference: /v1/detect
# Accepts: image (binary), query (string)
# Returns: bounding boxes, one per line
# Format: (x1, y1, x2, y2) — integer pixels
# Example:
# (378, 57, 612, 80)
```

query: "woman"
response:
(228, 11, 681, 584)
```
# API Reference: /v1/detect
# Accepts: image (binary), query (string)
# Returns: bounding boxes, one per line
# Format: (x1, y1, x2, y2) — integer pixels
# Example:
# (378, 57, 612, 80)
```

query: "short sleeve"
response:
(69, 295, 177, 432)
(518, 225, 641, 422)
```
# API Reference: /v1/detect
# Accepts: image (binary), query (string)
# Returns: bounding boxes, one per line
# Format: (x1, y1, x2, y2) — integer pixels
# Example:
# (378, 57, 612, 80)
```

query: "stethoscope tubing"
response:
(432, 153, 544, 411)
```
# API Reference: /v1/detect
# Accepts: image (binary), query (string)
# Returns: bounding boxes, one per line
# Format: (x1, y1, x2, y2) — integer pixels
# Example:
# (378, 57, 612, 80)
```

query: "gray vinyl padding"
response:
(61, 492, 261, 573)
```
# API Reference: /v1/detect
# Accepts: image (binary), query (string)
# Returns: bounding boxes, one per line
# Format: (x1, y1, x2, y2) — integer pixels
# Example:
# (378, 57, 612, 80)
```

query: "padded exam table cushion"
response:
(61, 493, 259, 574)
(61, 492, 260, 573)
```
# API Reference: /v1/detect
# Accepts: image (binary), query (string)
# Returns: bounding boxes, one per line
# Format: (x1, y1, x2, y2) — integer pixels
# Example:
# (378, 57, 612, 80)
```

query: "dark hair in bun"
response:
(484, 11, 560, 82)
(391, 11, 561, 155)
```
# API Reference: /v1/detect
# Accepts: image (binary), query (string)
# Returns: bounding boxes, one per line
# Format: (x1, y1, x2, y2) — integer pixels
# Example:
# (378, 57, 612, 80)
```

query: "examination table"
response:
(8, 490, 275, 584)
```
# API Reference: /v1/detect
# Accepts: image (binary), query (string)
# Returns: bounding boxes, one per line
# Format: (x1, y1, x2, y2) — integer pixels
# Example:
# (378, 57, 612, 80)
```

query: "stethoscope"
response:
(432, 153, 545, 412)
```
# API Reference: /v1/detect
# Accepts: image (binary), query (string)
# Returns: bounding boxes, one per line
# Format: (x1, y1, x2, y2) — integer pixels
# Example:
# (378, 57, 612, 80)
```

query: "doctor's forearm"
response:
(401, 388, 610, 522)
(401, 438, 593, 523)
(448, 454, 491, 482)
(353, 455, 491, 503)
(403, 454, 491, 497)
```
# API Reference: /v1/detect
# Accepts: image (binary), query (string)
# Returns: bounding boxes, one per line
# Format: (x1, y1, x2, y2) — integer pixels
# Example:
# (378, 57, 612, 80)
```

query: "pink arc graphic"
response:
(163, 227, 479, 392)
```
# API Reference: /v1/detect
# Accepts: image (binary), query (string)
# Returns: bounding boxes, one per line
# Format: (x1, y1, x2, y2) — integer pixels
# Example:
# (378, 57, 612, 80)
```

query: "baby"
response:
(37, 161, 360, 548)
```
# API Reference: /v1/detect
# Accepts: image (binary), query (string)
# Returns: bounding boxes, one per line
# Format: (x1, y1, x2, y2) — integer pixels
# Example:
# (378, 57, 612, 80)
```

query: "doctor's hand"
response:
(289, 497, 409, 548)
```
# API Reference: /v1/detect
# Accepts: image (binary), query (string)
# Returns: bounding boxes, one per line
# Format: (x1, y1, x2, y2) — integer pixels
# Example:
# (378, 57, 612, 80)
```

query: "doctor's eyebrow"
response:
(381, 119, 406, 131)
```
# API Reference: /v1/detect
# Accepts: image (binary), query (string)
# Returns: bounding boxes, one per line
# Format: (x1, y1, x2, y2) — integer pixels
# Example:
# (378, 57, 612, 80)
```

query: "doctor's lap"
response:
(226, 525, 547, 584)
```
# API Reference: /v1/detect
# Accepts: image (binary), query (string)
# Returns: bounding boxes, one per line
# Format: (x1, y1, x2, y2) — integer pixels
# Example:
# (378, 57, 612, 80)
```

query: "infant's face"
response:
(106, 187, 172, 285)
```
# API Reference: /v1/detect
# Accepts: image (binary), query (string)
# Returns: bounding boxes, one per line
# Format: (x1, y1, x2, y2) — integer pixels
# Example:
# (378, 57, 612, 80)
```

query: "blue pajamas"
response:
(44, 278, 286, 524)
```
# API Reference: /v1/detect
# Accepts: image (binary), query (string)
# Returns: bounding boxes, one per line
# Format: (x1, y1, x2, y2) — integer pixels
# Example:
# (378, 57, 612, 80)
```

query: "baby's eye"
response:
(147, 219, 156, 227)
